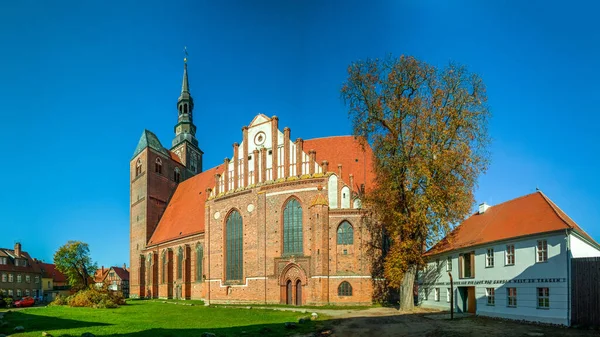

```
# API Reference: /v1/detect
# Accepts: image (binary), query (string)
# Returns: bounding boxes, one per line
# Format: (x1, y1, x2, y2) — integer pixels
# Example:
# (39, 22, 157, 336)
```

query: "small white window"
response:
(9, 274, 14, 282)
(505, 244, 515, 265)
(536, 240, 548, 262)
(446, 288, 451, 302)
(446, 256, 452, 272)
(537, 287, 549, 309)
(486, 248, 494, 267)
(486, 288, 495, 305)
(25, 275, 30, 283)
(435, 288, 440, 302)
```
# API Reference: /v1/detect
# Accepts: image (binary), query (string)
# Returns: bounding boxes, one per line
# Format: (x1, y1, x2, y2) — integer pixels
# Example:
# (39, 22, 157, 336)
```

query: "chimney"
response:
(101, 266, 105, 273)
(14, 242, 21, 257)
(479, 202, 491, 214)
(123, 263, 127, 271)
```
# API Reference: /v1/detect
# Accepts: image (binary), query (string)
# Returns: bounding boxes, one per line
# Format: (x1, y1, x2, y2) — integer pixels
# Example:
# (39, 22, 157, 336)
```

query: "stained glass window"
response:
(226, 210, 243, 281)
(283, 199, 303, 255)
(337, 221, 354, 245)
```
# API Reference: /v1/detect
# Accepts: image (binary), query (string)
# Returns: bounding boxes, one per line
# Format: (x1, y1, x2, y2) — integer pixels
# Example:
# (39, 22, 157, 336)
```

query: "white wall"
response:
(570, 233, 600, 258)
(419, 233, 569, 325)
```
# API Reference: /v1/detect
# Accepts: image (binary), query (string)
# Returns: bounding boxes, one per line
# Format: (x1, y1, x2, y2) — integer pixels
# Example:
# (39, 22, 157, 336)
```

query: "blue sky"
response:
(0, 0, 599, 268)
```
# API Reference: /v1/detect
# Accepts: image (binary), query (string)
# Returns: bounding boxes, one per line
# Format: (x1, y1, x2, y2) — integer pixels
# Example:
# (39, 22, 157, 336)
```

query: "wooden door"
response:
(286, 280, 292, 305)
(295, 280, 302, 306)
(467, 287, 476, 313)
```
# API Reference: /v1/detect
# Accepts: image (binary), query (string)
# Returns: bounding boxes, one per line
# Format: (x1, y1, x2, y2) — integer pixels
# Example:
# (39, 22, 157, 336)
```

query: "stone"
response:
(284, 322, 297, 329)
(200, 333, 216, 337)
(81, 333, 96, 337)
(14, 326, 25, 332)
(311, 312, 319, 320)
(42, 332, 53, 336)
(246, 306, 252, 309)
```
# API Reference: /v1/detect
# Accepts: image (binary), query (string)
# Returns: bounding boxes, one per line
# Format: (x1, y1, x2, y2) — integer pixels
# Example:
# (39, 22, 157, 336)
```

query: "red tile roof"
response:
(148, 165, 223, 245)
(304, 136, 375, 192)
(94, 268, 109, 283)
(39, 263, 67, 283)
(425, 191, 598, 256)
(110, 267, 130, 281)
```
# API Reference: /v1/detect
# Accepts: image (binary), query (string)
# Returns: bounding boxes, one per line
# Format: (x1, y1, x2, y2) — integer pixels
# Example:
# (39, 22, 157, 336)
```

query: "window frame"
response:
(435, 288, 440, 302)
(486, 248, 494, 268)
(507, 287, 517, 307)
(196, 244, 204, 282)
(336, 221, 354, 245)
(135, 159, 142, 177)
(486, 288, 495, 306)
(177, 247, 184, 280)
(505, 244, 515, 266)
(446, 288, 451, 302)
(446, 256, 452, 272)
(282, 198, 303, 255)
(338, 281, 353, 296)
(537, 287, 550, 309)
(155, 157, 163, 174)
(536, 240, 548, 263)
(225, 210, 243, 282)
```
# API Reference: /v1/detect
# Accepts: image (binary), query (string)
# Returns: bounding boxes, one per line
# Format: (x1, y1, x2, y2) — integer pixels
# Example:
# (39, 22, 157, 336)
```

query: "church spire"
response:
(172, 48, 198, 149)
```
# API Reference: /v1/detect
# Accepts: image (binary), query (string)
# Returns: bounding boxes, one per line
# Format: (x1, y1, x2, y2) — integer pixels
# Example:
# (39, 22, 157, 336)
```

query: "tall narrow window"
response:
(174, 168, 181, 183)
(536, 240, 548, 262)
(507, 288, 517, 307)
(446, 288, 451, 302)
(486, 288, 495, 305)
(506, 244, 515, 265)
(338, 281, 352, 296)
(337, 221, 354, 245)
(435, 288, 440, 301)
(196, 244, 203, 282)
(446, 256, 452, 272)
(486, 248, 494, 267)
(135, 159, 142, 177)
(177, 247, 183, 280)
(537, 287, 549, 309)
(155, 158, 162, 174)
(283, 199, 303, 255)
(161, 250, 166, 284)
(226, 210, 243, 281)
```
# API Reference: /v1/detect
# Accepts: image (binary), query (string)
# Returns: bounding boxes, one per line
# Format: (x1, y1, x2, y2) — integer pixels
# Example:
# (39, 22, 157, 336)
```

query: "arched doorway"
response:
(286, 280, 292, 304)
(279, 263, 307, 306)
(295, 280, 302, 306)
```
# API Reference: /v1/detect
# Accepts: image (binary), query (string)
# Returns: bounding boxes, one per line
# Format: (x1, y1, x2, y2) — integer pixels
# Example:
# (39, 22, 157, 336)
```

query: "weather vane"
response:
(184, 46, 188, 63)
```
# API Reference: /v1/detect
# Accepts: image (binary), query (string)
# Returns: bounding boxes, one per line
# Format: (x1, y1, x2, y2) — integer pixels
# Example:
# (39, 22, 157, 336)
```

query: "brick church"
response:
(129, 58, 377, 305)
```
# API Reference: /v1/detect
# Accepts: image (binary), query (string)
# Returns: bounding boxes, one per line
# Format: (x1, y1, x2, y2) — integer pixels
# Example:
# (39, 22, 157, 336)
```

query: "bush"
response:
(50, 285, 126, 308)
(3, 297, 13, 307)
(0, 297, 6, 308)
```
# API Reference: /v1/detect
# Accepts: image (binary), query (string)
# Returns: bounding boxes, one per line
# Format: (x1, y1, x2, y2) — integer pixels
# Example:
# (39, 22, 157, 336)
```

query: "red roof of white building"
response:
(425, 191, 598, 256)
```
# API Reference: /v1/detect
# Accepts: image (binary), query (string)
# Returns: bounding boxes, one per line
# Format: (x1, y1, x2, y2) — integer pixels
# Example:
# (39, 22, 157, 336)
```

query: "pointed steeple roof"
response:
(132, 129, 170, 159)
(181, 61, 190, 95)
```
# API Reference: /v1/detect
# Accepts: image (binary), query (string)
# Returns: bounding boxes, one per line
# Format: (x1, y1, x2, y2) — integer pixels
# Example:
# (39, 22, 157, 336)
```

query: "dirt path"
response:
(308, 307, 599, 337)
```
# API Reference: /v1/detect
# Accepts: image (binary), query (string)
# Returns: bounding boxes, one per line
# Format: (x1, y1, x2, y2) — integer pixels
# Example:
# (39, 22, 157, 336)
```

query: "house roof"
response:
(110, 267, 130, 281)
(148, 165, 223, 245)
(147, 135, 375, 247)
(425, 191, 598, 256)
(304, 135, 375, 192)
(0, 249, 42, 273)
(39, 263, 67, 283)
(94, 268, 109, 283)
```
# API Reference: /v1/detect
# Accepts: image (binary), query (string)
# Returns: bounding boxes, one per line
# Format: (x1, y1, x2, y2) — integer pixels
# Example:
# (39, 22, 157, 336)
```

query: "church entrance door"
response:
(295, 280, 302, 306)
(286, 280, 293, 304)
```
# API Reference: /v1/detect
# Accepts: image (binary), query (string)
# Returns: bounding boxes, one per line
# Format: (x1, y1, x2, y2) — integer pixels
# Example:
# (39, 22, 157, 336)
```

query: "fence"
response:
(571, 257, 600, 326)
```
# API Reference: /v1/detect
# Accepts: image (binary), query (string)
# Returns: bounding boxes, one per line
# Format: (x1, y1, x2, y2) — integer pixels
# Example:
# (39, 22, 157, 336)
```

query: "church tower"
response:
(171, 56, 203, 176)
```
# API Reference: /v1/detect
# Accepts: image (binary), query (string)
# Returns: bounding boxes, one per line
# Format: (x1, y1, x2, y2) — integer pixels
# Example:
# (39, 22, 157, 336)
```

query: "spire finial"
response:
(184, 46, 188, 63)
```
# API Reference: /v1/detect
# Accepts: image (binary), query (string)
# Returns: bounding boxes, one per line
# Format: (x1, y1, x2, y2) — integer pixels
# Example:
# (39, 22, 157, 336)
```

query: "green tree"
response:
(54, 241, 98, 290)
(341, 55, 491, 309)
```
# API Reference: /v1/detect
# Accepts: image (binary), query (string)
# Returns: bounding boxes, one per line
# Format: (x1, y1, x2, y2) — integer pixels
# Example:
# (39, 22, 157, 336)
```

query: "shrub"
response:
(4, 297, 13, 307)
(50, 285, 126, 308)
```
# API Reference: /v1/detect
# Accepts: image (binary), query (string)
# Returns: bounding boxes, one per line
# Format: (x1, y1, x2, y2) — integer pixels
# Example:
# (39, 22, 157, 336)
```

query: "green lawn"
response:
(0, 301, 324, 337)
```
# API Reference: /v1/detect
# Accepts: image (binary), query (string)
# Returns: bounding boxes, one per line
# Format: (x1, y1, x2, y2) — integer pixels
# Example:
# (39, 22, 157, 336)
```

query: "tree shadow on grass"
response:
(0, 310, 111, 336)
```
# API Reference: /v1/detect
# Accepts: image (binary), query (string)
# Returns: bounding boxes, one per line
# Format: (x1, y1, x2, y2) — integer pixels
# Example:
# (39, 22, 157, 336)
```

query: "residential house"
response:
(0, 243, 42, 299)
(418, 191, 600, 326)
(96, 265, 129, 298)
(39, 263, 70, 302)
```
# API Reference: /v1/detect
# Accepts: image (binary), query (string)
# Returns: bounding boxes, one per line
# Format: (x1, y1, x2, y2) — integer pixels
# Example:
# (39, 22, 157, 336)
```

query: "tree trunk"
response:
(399, 264, 416, 310)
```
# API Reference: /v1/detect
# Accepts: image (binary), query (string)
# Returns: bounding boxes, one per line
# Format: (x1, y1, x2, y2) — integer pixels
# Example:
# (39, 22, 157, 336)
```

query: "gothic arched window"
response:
(135, 159, 142, 177)
(161, 250, 167, 284)
(196, 244, 203, 282)
(337, 221, 354, 245)
(155, 158, 162, 174)
(338, 281, 352, 296)
(177, 247, 183, 280)
(283, 198, 303, 255)
(226, 210, 243, 281)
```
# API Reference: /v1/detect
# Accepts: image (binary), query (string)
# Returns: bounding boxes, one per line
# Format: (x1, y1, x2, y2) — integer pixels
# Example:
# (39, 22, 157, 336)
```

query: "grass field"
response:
(0, 300, 323, 336)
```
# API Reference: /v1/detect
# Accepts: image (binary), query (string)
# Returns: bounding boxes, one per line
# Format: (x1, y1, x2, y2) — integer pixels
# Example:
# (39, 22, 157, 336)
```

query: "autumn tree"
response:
(341, 55, 490, 309)
(54, 241, 98, 290)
